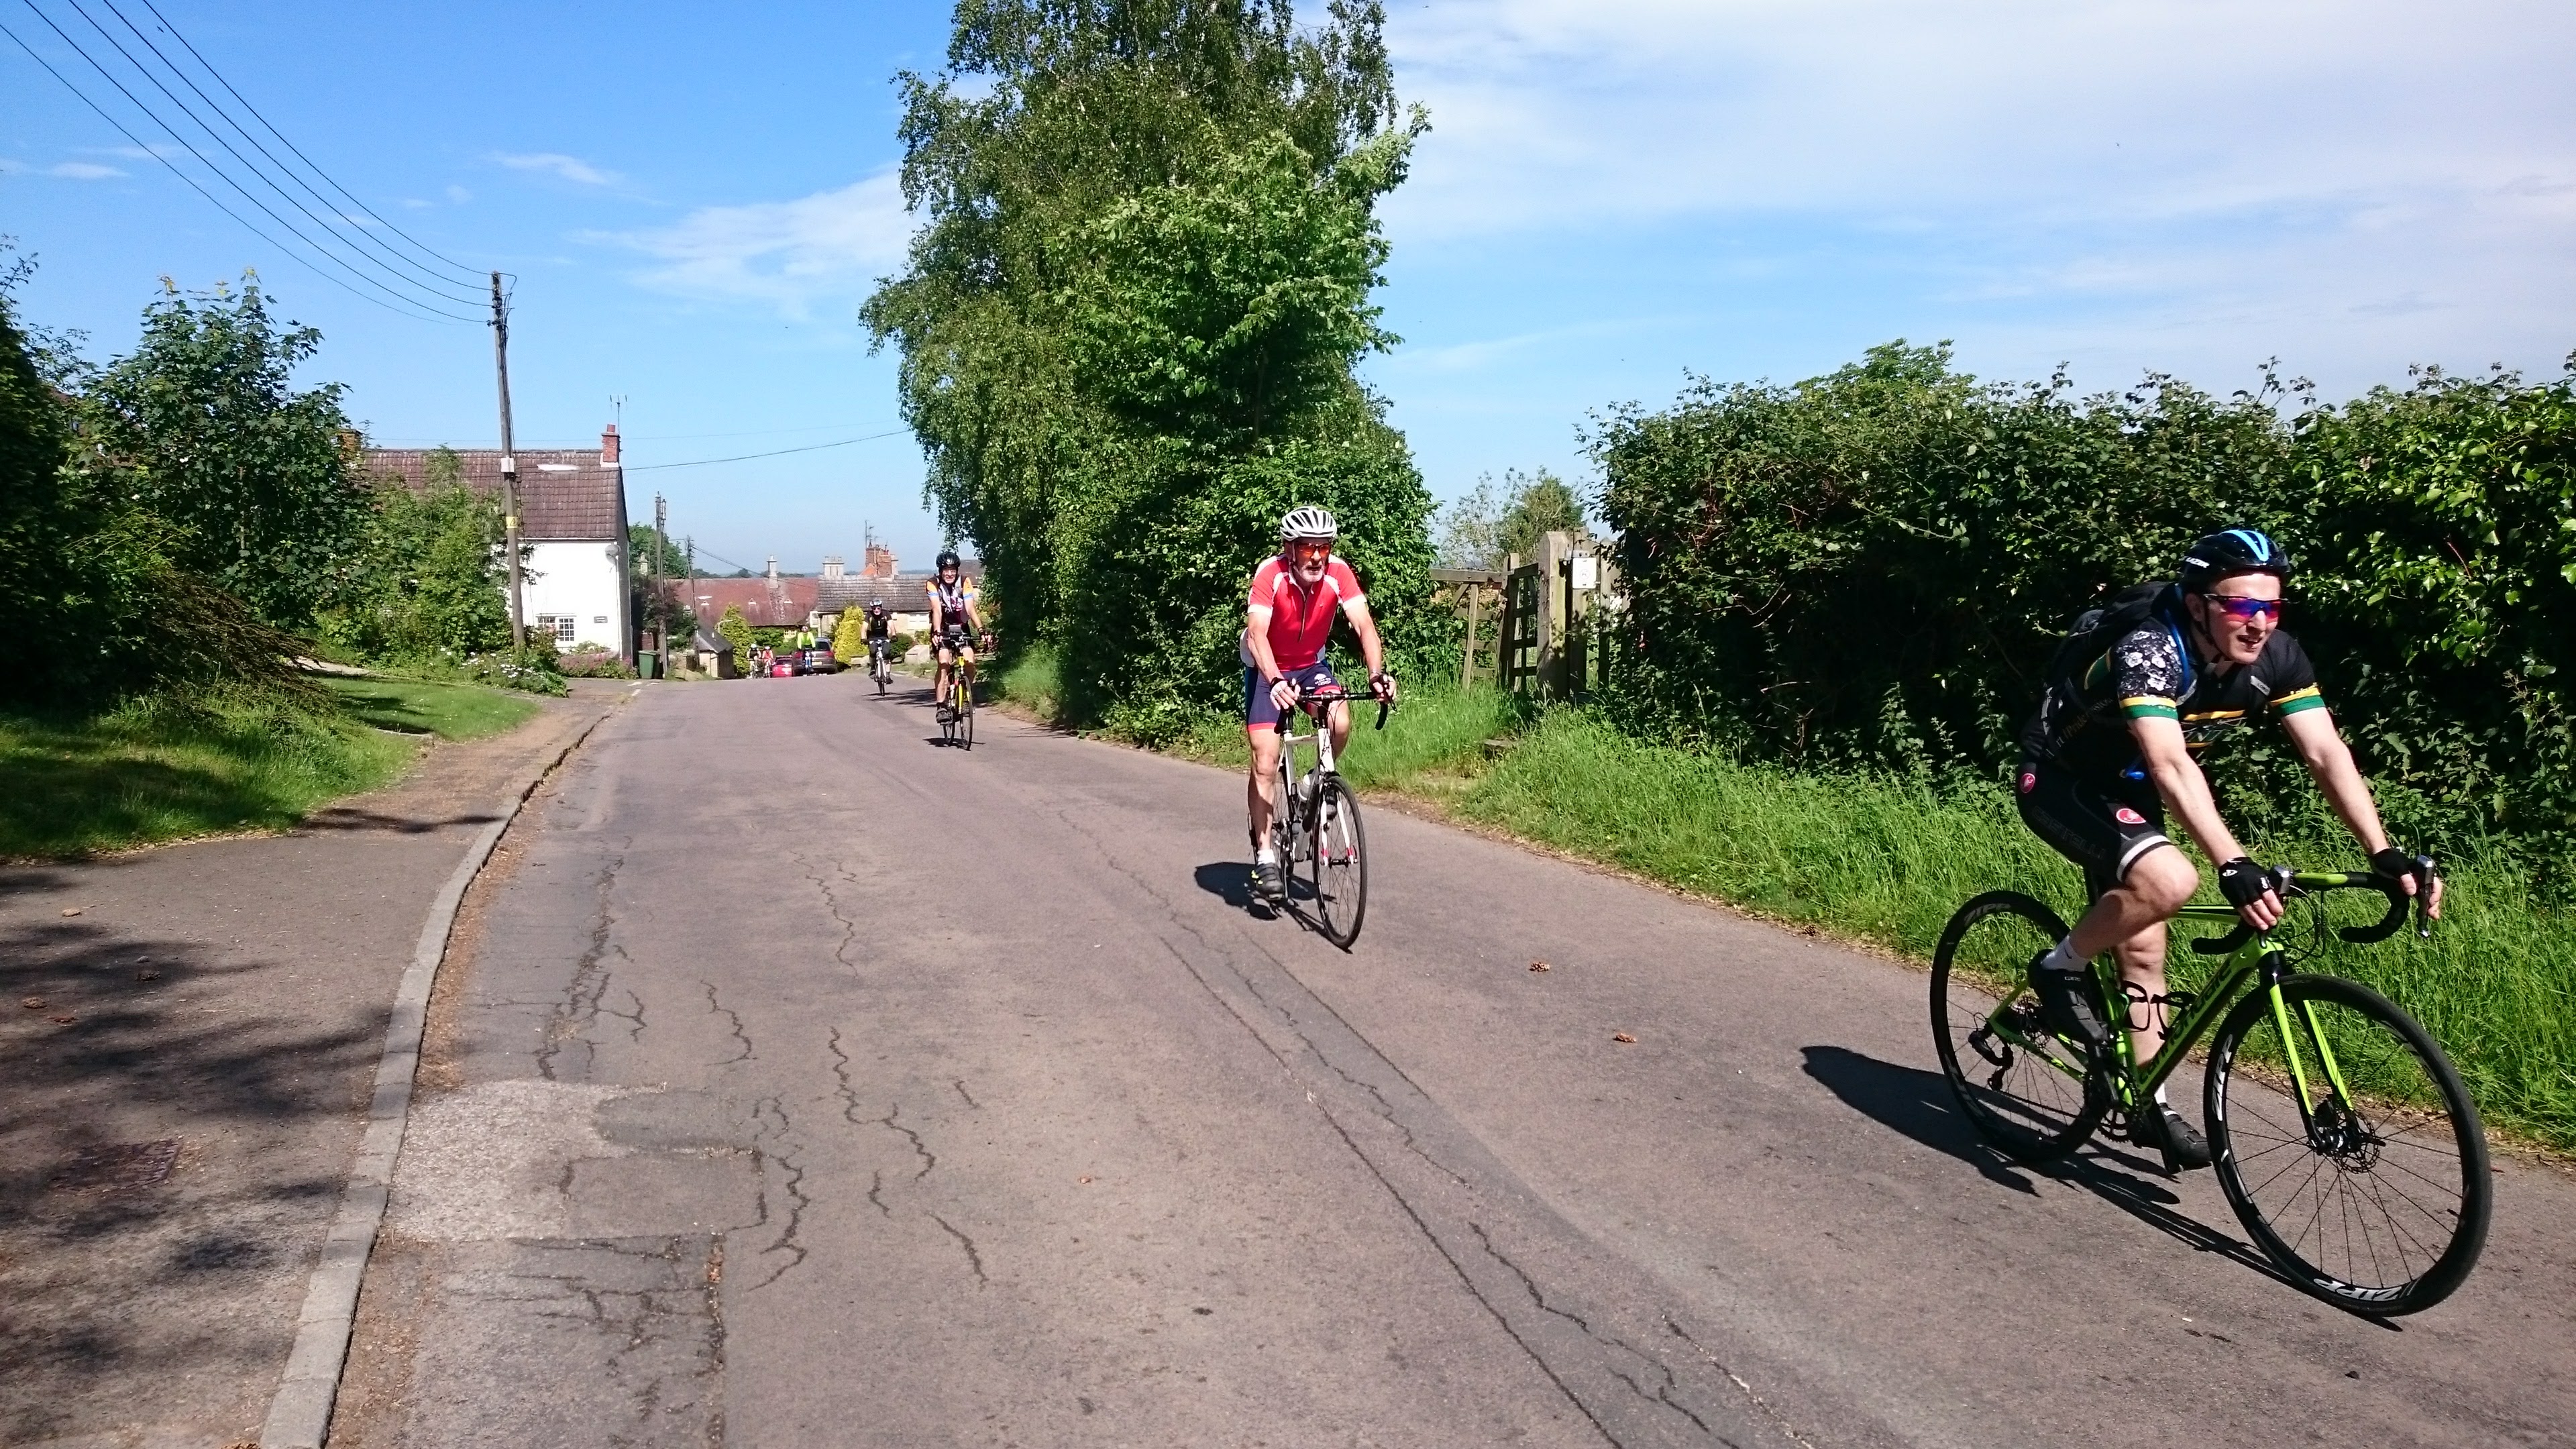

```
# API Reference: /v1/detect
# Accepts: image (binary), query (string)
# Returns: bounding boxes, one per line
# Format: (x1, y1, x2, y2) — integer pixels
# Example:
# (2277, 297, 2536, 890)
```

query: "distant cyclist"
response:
(1243, 506, 1395, 900)
(2015, 527, 2437, 1170)
(863, 600, 894, 673)
(927, 550, 984, 720)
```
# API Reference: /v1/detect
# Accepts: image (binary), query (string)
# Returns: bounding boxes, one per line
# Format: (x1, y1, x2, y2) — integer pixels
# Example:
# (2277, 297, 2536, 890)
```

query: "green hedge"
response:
(1591, 343, 2576, 861)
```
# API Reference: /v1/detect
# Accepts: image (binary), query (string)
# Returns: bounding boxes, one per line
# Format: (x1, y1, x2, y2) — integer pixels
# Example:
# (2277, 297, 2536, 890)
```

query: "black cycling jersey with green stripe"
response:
(2019, 607, 2326, 782)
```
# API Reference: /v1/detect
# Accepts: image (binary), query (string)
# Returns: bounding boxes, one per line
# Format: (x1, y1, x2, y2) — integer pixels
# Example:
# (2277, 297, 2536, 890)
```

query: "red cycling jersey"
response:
(1244, 554, 1364, 672)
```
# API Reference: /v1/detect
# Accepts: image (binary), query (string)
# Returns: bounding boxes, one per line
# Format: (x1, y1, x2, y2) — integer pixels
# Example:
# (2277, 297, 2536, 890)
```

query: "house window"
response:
(537, 614, 576, 643)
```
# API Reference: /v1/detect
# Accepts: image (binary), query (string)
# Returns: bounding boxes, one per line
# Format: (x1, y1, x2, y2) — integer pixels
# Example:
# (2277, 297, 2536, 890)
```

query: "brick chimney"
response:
(601, 423, 621, 465)
(863, 541, 895, 578)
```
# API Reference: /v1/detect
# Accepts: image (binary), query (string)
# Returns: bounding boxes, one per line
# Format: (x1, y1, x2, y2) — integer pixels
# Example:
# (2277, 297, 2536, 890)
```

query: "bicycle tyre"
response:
(2205, 972, 2490, 1316)
(960, 672, 975, 750)
(1309, 776, 1367, 949)
(1930, 891, 2106, 1165)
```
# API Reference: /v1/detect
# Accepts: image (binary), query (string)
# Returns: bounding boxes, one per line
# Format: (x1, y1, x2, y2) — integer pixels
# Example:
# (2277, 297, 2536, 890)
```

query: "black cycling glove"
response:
(2369, 847, 2418, 885)
(2217, 856, 2275, 910)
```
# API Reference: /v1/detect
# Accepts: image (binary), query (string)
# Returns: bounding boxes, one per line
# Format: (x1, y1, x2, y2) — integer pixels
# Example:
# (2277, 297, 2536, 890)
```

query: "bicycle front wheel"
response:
(960, 675, 975, 749)
(1309, 776, 1367, 949)
(2206, 973, 2490, 1316)
(1930, 892, 2105, 1165)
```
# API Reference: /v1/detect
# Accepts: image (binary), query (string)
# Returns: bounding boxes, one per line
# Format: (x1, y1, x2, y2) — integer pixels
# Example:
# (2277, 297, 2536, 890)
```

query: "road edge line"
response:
(259, 690, 633, 1449)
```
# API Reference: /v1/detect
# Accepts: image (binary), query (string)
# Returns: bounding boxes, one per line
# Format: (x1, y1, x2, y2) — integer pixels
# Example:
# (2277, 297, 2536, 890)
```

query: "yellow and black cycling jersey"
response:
(2021, 604, 2323, 782)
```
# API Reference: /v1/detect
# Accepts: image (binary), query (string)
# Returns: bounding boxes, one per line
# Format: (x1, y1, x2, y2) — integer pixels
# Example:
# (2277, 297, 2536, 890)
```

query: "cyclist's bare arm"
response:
(2282, 708, 2440, 915)
(1246, 605, 1296, 712)
(1341, 597, 1391, 697)
(2133, 715, 2280, 928)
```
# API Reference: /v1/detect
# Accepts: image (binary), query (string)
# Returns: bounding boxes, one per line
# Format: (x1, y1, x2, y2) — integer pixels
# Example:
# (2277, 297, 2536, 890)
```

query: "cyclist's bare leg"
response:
(1326, 700, 1352, 759)
(2065, 845, 2196, 1064)
(934, 645, 955, 706)
(1247, 725, 1282, 846)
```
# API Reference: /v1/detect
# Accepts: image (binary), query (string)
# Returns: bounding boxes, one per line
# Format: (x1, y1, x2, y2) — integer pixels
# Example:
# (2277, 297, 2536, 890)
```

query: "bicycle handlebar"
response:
(2187, 861, 2432, 956)
(1293, 680, 1396, 729)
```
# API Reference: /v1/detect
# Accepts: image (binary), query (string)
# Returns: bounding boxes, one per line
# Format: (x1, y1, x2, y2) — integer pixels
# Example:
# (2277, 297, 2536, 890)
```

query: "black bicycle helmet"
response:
(936, 549, 962, 572)
(2179, 528, 2292, 592)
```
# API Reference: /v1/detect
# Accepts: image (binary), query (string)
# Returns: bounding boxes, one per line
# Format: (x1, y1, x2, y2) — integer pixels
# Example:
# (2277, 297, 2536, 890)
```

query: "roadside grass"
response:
(0, 690, 413, 859)
(319, 675, 542, 741)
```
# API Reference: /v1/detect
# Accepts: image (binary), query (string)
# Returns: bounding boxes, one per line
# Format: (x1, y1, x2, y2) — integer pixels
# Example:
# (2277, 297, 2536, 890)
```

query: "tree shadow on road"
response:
(1800, 1044, 2322, 1303)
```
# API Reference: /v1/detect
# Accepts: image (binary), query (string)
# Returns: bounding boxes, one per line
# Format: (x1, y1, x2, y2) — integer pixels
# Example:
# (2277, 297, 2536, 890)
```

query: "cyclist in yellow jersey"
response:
(928, 550, 984, 720)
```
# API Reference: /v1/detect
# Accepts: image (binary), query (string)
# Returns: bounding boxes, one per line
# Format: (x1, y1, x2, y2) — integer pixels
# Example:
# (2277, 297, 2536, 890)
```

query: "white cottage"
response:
(364, 427, 633, 661)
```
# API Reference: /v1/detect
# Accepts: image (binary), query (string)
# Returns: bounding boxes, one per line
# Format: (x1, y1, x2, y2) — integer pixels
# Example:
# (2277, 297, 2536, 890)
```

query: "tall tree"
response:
(84, 276, 366, 630)
(865, 0, 1442, 735)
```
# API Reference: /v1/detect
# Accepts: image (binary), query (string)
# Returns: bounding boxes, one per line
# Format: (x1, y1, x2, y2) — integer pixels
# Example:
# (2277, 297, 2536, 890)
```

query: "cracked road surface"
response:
(333, 675, 2576, 1448)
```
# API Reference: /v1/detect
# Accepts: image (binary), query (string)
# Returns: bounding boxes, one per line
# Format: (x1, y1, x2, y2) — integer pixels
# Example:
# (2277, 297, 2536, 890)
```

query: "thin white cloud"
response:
(604, 170, 913, 319)
(494, 152, 621, 186)
(445, 184, 472, 203)
(45, 161, 124, 178)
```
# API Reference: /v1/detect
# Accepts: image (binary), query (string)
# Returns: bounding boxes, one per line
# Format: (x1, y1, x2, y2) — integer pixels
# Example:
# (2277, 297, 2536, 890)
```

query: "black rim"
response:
(1930, 892, 2103, 1165)
(2206, 974, 2491, 1315)
(1311, 777, 1366, 949)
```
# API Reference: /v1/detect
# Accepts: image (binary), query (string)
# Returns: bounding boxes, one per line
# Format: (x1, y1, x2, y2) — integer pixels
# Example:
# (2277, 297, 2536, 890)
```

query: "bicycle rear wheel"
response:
(1930, 892, 2106, 1165)
(1309, 776, 1367, 949)
(2206, 973, 2489, 1316)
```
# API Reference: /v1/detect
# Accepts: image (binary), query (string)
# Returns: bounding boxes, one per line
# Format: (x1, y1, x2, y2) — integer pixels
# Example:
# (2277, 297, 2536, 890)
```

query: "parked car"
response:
(766, 652, 802, 678)
(800, 647, 841, 674)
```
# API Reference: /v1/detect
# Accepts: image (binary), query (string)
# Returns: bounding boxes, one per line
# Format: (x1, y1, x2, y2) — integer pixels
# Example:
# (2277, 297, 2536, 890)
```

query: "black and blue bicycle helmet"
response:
(2180, 528, 2292, 592)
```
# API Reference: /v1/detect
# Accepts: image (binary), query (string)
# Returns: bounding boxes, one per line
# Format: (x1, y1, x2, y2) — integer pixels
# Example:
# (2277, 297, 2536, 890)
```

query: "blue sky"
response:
(6, 1, 2572, 573)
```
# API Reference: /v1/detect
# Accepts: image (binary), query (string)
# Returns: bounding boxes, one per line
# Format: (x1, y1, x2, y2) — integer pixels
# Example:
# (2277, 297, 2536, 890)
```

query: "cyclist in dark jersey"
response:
(863, 601, 894, 675)
(2014, 529, 2437, 1171)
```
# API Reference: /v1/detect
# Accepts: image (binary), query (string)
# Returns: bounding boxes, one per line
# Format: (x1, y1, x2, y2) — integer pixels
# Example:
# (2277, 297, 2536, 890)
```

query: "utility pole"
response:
(490, 272, 527, 649)
(651, 493, 669, 651)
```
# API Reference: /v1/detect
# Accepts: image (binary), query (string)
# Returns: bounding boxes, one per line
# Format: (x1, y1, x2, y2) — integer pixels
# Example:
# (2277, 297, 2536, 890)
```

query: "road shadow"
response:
(1192, 861, 1289, 920)
(0, 915, 384, 1438)
(1800, 1045, 2319, 1301)
(297, 807, 507, 835)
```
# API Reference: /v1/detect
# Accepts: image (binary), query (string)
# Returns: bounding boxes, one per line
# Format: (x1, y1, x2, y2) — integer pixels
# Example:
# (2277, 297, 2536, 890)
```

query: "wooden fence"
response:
(1432, 531, 1618, 698)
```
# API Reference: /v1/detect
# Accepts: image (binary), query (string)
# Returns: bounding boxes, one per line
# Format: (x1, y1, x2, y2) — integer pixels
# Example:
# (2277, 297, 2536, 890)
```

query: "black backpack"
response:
(2042, 581, 2179, 695)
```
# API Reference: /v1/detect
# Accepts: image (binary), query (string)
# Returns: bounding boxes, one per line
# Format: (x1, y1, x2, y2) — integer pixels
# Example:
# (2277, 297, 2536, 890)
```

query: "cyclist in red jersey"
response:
(1244, 506, 1395, 900)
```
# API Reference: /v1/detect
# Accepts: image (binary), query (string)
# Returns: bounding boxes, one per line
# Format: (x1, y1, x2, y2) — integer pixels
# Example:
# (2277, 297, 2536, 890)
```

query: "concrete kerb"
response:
(260, 690, 634, 1449)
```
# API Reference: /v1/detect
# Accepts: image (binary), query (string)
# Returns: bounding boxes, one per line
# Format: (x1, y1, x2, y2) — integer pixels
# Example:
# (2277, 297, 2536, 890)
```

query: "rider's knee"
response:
(2125, 846, 2199, 915)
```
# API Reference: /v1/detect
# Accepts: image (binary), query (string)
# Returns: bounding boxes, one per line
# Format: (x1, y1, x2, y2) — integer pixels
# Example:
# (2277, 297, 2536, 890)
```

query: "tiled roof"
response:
(817, 576, 929, 612)
(668, 576, 819, 629)
(362, 447, 627, 541)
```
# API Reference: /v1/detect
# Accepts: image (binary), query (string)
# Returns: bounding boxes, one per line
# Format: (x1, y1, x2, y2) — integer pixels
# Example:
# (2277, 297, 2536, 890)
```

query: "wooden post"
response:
(1501, 552, 1521, 691)
(1536, 531, 1571, 698)
(1462, 583, 1481, 689)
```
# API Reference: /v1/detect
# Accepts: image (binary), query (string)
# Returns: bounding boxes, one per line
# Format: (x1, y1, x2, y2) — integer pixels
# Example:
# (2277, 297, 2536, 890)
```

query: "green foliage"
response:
(319, 450, 513, 664)
(0, 252, 173, 706)
(865, 0, 1438, 737)
(628, 523, 687, 579)
(458, 644, 568, 696)
(79, 276, 367, 631)
(1436, 466, 1591, 570)
(830, 608, 870, 663)
(716, 604, 757, 666)
(1592, 342, 2576, 861)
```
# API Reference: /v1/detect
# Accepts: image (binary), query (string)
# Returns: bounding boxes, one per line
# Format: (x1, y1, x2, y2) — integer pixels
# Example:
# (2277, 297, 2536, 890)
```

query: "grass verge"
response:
(0, 690, 414, 859)
(319, 675, 542, 741)
(1001, 647, 2574, 1151)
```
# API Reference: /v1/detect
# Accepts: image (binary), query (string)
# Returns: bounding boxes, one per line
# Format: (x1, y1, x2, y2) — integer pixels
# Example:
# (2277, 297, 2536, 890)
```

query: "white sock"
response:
(1254, 845, 1277, 865)
(2037, 936, 2085, 974)
(2153, 1083, 2171, 1108)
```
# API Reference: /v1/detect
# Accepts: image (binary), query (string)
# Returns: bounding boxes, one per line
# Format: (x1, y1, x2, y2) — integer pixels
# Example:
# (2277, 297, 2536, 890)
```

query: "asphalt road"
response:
(337, 671, 2576, 1448)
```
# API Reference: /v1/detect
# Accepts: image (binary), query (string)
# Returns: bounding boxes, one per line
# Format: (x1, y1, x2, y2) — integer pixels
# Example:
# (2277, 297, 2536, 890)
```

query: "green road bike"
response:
(1929, 863, 2490, 1316)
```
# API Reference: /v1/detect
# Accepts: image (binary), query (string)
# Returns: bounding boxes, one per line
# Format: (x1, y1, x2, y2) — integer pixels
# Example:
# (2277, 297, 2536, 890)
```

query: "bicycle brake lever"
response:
(2415, 853, 2437, 939)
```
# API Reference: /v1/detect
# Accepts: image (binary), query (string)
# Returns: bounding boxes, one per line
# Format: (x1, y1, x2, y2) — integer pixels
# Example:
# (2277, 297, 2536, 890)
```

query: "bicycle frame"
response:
(1979, 870, 2393, 1132)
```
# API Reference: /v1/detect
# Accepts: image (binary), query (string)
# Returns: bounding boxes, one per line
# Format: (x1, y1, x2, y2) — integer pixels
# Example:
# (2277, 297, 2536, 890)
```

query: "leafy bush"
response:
(557, 649, 635, 679)
(317, 449, 514, 664)
(715, 604, 757, 668)
(1593, 342, 2576, 861)
(459, 644, 568, 696)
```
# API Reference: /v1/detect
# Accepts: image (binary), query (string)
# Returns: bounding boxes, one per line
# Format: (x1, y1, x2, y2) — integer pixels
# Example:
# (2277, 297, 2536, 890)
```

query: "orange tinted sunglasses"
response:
(1289, 539, 1334, 563)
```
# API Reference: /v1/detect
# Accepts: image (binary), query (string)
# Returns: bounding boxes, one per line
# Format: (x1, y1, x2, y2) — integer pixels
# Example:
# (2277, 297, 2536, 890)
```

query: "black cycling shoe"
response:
(1251, 858, 1285, 901)
(2026, 952, 2109, 1051)
(2131, 1101, 2214, 1173)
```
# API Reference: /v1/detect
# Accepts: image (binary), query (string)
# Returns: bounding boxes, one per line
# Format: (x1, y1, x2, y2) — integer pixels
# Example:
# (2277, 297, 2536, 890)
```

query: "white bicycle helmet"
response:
(1279, 505, 1339, 541)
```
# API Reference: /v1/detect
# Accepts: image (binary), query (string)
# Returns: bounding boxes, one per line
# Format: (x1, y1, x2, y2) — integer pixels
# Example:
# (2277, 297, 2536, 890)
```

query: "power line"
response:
(131, 0, 485, 286)
(35, 0, 480, 319)
(0, 13, 471, 325)
(624, 430, 912, 470)
(94, 0, 483, 304)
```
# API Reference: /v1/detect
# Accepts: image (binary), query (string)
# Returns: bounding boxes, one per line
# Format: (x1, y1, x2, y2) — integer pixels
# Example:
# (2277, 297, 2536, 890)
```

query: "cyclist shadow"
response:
(1191, 862, 1289, 920)
(1800, 1044, 2309, 1298)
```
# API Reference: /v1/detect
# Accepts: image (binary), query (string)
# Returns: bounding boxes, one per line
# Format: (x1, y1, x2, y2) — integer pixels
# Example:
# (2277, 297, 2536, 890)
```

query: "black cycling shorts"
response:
(2016, 757, 2172, 902)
